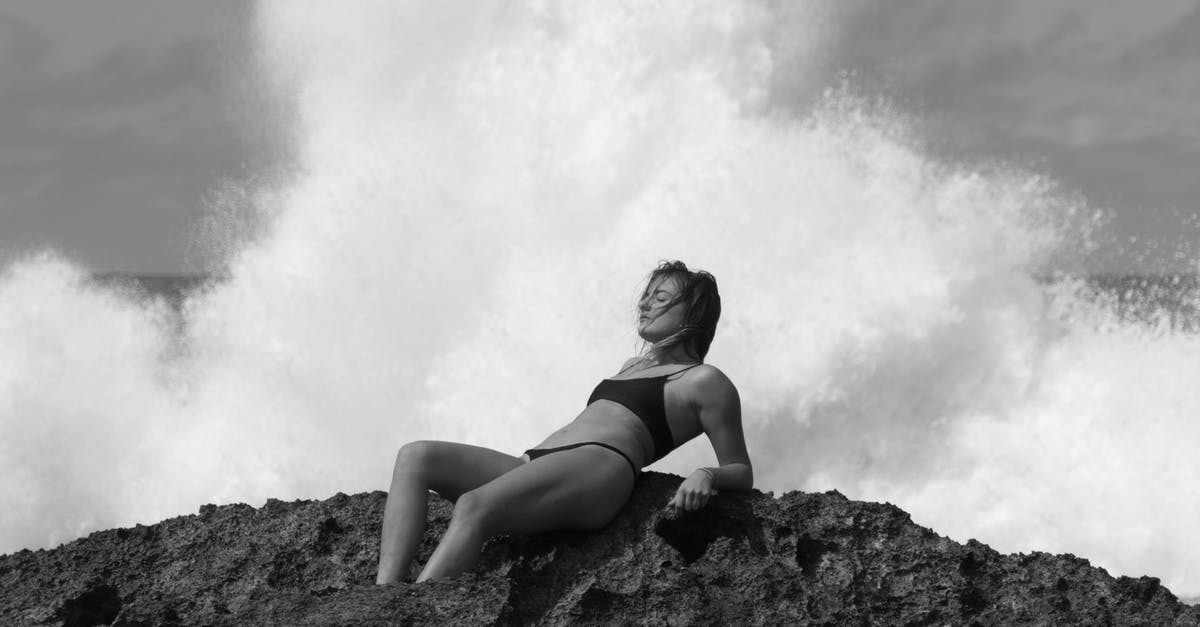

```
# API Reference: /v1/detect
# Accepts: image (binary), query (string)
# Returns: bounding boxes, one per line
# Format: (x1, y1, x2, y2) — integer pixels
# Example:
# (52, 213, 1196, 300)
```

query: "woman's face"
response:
(637, 275, 687, 343)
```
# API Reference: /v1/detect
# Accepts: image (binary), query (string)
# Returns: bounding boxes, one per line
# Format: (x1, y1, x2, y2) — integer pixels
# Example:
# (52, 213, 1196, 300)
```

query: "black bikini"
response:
(523, 363, 701, 479)
(524, 442, 638, 476)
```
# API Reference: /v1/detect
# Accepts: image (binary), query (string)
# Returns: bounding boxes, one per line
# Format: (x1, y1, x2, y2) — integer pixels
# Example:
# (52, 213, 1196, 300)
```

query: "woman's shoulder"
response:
(681, 363, 738, 399)
(689, 362, 733, 382)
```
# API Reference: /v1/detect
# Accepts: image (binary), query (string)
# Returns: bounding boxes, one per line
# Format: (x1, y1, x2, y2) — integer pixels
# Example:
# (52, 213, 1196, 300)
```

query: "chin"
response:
(638, 331, 666, 344)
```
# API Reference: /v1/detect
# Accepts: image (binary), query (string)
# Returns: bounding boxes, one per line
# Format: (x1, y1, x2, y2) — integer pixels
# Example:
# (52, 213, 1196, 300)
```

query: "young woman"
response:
(376, 260, 752, 584)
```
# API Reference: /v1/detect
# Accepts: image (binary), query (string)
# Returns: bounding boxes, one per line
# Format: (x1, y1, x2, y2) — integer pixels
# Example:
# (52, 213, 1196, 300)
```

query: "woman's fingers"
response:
(669, 486, 717, 513)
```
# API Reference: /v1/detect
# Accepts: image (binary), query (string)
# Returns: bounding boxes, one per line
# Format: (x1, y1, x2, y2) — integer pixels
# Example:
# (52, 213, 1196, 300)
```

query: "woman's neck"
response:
(643, 344, 698, 366)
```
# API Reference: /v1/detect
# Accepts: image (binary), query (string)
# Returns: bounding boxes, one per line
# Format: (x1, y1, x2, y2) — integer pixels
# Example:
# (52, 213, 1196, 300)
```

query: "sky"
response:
(0, 0, 1197, 274)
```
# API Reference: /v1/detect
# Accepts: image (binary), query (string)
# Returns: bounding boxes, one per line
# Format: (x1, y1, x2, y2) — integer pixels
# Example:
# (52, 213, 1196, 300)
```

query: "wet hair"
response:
(637, 260, 721, 362)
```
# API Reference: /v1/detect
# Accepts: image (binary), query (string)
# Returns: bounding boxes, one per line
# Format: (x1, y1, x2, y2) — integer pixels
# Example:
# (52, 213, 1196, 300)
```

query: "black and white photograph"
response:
(2, 1, 1198, 623)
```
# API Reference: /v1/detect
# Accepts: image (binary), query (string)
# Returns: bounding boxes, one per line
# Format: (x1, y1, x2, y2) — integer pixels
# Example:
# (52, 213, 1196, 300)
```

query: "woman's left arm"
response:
(669, 367, 753, 513)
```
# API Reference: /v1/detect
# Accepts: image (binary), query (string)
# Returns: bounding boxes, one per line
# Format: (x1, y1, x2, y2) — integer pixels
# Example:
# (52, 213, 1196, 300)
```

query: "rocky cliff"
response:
(2, 473, 1196, 625)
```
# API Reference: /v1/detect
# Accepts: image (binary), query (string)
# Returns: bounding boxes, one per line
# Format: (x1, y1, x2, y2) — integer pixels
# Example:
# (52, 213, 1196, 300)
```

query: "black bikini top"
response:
(586, 363, 701, 463)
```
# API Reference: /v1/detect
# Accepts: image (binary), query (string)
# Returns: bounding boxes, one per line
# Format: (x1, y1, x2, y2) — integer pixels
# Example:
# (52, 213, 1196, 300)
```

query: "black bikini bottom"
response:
(523, 441, 639, 480)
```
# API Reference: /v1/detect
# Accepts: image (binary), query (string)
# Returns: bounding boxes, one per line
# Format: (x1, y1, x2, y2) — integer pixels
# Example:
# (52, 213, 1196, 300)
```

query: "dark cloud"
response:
(831, 0, 1199, 148)
(819, 0, 1200, 271)
(0, 1, 235, 75)
(0, 2, 254, 272)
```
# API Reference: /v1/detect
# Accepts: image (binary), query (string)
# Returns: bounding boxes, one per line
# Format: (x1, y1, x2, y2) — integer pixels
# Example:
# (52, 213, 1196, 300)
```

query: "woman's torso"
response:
(532, 362, 705, 468)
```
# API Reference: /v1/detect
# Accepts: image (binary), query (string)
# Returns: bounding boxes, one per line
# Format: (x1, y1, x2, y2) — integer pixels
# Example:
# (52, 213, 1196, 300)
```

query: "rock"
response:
(1, 473, 1196, 625)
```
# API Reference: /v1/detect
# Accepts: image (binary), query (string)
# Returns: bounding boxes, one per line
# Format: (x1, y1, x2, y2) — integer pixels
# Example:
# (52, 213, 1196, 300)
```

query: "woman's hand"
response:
(668, 468, 718, 514)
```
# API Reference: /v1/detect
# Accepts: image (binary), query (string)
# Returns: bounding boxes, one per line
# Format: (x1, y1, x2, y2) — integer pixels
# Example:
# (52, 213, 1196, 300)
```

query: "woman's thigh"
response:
(462, 445, 636, 535)
(398, 440, 524, 501)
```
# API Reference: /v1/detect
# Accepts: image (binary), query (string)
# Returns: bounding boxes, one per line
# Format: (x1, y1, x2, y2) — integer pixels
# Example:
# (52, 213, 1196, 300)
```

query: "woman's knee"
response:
(448, 488, 496, 534)
(393, 440, 438, 476)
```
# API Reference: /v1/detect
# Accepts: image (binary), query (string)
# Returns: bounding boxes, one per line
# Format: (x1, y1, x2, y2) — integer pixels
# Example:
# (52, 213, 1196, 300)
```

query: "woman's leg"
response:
(376, 440, 524, 584)
(416, 445, 635, 581)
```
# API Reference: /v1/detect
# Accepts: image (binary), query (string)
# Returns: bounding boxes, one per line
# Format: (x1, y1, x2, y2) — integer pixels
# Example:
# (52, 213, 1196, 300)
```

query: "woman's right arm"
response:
(668, 366, 752, 513)
(692, 366, 752, 491)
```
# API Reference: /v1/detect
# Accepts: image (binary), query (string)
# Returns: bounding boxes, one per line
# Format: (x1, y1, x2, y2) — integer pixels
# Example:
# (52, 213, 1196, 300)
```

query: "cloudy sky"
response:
(0, 0, 258, 273)
(1, 1, 1197, 273)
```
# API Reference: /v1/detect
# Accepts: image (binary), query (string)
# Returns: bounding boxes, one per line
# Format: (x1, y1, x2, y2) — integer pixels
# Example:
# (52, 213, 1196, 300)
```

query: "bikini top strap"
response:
(666, 363, 702, 378)
(613, 361, 702, 379)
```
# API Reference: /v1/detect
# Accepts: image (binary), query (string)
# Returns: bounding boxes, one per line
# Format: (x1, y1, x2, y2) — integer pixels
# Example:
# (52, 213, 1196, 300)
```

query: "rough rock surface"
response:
(2, 473, 1196, 625)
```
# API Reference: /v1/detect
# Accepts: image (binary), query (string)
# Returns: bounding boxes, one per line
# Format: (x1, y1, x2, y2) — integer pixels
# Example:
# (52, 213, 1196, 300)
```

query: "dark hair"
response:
(638, 260, 721, 361)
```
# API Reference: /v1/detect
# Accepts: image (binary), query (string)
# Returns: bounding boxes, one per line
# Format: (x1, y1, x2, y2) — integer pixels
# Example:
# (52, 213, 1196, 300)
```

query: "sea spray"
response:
(1, 0, 1198, 597)
(0, 256, 178, 549)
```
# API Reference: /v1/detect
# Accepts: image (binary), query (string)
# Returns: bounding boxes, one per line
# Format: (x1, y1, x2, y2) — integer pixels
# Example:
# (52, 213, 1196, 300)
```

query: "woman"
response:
(376, 260, 752, 584)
